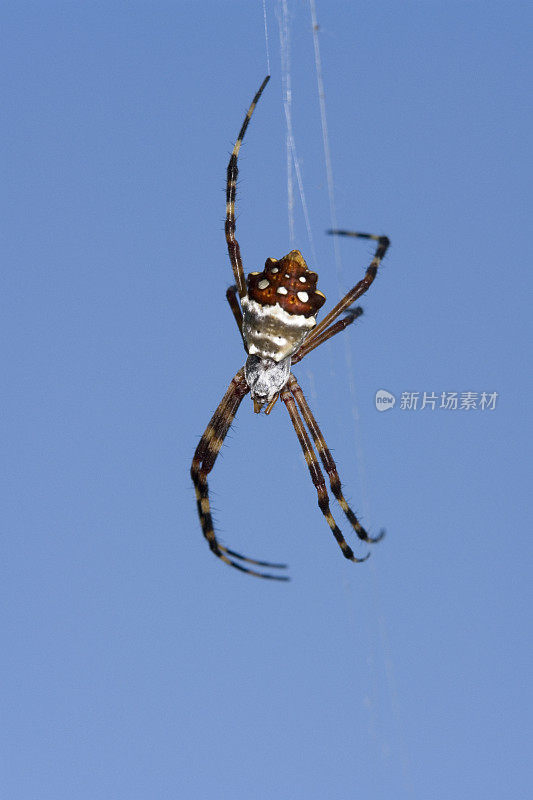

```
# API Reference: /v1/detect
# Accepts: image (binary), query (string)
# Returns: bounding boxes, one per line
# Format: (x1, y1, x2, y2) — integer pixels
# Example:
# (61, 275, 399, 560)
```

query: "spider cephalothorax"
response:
(191, 76, 390, 580)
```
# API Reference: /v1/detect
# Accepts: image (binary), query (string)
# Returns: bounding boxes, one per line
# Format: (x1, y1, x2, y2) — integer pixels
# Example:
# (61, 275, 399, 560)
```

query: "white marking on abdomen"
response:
(241, 297, 316, 362)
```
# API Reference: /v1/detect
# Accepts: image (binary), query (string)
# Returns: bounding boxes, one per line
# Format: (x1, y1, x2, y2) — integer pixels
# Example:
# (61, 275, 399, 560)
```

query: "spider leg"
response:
(280, 384, 369, 563)
(292, 307, 363, 365)
(225, 75, 270, 299)
(218, 546, 287, 569)
(288, 374, 384, 544)
(226, 285, 243, 331)
(305, 231, 389, 347)
(225, 284, 248, 352)
(191, 368, 289, 581)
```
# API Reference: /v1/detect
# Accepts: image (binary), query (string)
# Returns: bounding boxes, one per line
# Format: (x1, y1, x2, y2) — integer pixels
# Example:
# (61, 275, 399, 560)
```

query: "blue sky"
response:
(2, 2, 531, 798)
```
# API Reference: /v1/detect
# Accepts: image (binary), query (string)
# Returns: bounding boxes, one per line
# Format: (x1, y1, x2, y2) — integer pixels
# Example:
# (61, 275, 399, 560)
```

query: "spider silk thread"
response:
(309, 2, 414, 791)
(277, 0, 317, 261)
(262, 0, 271, 74)
(267, 3, 412, 785)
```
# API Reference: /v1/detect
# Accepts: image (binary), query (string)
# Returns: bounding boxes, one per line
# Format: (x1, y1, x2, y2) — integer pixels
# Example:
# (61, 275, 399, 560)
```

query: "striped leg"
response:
(191, 368, 289, 581)
(226, 285, 246, 349)
(225, 75, 270, 299)
(292, 306, 363, 365)
(289, 374, 384, 544)
(280, 385, 369, 563)
(305, 231, 390, 345)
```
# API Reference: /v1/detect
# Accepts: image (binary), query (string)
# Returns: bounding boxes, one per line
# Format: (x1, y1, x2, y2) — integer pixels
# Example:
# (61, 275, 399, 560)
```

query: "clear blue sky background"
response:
(2, 2, 531, 798)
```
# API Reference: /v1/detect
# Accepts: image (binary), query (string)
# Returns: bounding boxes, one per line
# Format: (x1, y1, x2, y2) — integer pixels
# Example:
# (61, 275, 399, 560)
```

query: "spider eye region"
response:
(245, 354, 290, 410)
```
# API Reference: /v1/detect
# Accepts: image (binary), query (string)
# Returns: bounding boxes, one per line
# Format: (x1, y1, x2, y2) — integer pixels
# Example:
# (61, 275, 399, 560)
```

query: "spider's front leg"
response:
(191, 368, 289, 581)
(302, 230, 390, 351)
(225, 76, 270, 298)
(224, 78, 269, 349)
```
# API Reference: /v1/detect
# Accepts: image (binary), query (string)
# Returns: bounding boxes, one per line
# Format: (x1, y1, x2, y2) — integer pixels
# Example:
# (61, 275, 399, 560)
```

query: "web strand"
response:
(262, 0, 271, 74)
(309, 0, 342, 288)
(308, 6, 413, 790)
(278, 0, 317, 261)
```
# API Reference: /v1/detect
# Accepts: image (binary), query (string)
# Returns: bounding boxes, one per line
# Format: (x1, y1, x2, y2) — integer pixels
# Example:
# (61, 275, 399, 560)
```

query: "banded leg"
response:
(289, 374, 384, 544)
(191, 368, 289, 580)
(280, 385, 369, 563)
(226, 285, 247, 351)
(292, 307, 363, 365)
(306, 231, 390, 345)
(225, 75, 270, 299)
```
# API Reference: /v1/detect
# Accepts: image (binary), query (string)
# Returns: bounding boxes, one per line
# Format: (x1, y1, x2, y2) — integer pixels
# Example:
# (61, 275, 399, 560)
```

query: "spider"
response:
(191, 76, 390, 580)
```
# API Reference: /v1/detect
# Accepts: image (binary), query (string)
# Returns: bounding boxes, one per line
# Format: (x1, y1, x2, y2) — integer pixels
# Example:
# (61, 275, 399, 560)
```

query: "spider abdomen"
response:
(242, 249, 326, 362)
(242, 296, 314, 361)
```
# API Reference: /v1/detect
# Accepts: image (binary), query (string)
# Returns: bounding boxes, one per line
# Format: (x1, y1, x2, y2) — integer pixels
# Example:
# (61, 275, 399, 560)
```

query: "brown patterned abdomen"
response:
(247, 250, 326, 318)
